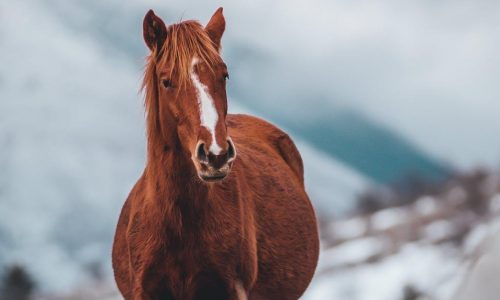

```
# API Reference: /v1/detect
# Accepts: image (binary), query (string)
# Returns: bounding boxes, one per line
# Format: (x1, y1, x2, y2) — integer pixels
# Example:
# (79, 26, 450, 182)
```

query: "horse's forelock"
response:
(142, 20, 222, 108)
(159, 21, 221, 88)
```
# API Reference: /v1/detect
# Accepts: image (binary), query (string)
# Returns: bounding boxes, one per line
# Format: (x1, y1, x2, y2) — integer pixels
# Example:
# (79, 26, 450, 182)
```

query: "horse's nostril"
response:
(227, 139, 236, 161)
(196, 142, 208, 163)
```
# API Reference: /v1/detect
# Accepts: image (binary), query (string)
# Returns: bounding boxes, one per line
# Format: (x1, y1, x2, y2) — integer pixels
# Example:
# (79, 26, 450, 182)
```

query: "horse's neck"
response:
(145, 144, 210, 229)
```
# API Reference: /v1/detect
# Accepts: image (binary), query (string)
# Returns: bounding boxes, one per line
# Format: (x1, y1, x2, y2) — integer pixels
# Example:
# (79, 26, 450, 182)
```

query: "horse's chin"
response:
(199, 173, 228, 182)
(197, 164, 232, 183)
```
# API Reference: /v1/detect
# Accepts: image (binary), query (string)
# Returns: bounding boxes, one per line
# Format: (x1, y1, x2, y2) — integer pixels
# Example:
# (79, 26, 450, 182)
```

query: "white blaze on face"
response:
(235, 280, 247, 300)
(190, 57, 222, 155)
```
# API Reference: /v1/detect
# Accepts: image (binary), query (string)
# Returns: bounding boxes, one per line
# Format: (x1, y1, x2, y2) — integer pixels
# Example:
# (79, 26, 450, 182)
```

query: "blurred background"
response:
(1, 0, 500, 299)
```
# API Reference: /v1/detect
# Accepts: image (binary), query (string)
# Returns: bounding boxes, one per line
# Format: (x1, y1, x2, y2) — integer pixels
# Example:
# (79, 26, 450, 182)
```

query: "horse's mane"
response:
(142, 20, 222, 151)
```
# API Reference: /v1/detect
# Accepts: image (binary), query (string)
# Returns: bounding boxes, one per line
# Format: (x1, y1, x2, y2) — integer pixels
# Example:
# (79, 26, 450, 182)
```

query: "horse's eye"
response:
(223, 73, 229, 81)
(162, 79, 172, 88)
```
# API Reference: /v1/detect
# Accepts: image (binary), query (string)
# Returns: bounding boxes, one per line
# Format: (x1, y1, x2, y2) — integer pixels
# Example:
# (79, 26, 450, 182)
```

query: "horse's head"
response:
(142, 8, 236, 182)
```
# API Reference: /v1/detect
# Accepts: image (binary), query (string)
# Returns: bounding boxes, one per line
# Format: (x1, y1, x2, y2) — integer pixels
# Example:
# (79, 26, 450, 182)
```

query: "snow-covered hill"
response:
(303, 170, 500, 300)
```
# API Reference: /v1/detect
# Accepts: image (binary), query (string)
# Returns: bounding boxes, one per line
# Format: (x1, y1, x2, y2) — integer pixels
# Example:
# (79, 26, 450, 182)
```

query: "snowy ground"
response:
(302, 172, 500, 300)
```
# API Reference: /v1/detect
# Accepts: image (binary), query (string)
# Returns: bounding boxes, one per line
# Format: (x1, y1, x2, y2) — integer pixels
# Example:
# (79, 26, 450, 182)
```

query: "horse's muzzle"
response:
(193, 138, 236, 182)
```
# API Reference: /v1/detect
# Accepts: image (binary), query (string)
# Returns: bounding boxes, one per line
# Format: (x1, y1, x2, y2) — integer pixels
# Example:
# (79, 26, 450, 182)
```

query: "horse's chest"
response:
(164, 225, 241, 269)
(161, 231, 242, 298)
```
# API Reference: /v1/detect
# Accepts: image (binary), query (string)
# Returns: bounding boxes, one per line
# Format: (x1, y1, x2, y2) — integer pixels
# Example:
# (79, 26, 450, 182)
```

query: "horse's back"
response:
(227, 114, 304, 184)
(227, 114, 319, 299)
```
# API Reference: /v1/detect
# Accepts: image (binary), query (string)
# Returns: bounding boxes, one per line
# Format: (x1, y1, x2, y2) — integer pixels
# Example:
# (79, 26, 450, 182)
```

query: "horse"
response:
(112, 8, 319, 300)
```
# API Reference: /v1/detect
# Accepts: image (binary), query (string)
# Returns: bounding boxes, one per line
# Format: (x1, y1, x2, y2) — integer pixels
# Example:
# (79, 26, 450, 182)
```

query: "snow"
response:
(462, 223, 490, 256)
(304, 243, 462, 300)
(454, 232, 500, 300)
(371, 207, 409, 231)
(423, 220, 455, 242)
(305, 172, 500, 300)
(413, 196, 439, 216)
(319, 237, 386, 270)
(328, 217, 367, 240)
(489, 194, 500, 214)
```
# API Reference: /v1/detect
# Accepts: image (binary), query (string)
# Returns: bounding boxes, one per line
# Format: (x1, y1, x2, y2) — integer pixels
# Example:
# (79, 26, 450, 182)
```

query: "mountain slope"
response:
(276, 110, 450, 184)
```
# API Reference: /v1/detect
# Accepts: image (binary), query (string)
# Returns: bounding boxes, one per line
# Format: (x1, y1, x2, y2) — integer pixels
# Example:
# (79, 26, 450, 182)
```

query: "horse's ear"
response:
(205, 7, 225, 50)
(143, 10, 167, 51)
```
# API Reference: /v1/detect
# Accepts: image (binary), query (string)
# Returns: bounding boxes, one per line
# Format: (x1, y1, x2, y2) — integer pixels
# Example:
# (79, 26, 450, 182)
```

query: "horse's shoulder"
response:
(117, 175, 144, 220)
(115, 175, 149, 236)
(127, 175, 146, 204)
(227, 114, 304, 184)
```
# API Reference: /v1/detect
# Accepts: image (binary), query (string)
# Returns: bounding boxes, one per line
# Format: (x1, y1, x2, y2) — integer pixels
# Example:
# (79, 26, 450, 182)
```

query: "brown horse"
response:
(112, 8, 319, 300)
